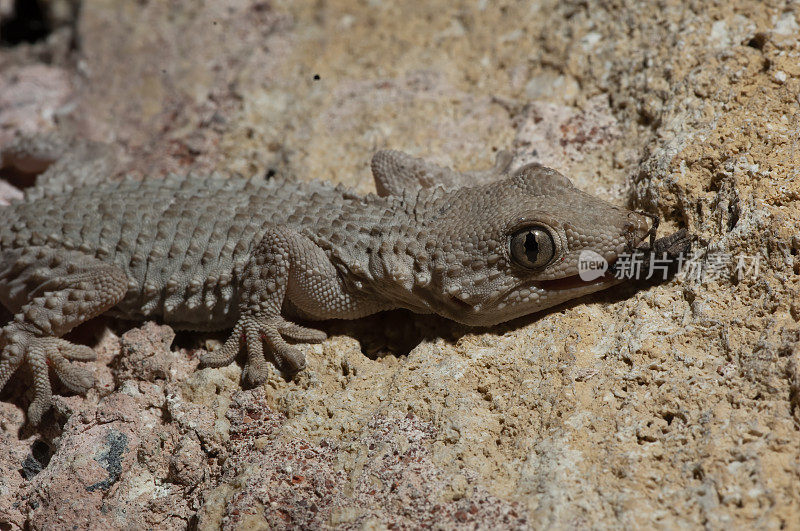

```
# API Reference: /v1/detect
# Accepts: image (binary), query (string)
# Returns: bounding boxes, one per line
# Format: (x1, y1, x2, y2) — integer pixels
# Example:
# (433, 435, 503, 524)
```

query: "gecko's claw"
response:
(492, 150, 515, 175)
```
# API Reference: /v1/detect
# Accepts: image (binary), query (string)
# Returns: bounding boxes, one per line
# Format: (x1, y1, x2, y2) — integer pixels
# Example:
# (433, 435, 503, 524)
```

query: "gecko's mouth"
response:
(534, 271, 614, 291)
(532, 263, 619, 292)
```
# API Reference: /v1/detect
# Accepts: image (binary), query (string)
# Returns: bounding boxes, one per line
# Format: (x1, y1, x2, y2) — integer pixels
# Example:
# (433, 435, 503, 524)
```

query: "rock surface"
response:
(1, 0, 798, 528)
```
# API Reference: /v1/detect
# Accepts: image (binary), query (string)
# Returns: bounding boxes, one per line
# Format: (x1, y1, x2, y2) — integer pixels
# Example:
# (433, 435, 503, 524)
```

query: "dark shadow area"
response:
(0, 141, 59, 189)
(20, 439, 52, 479)
(0, 166, 41, 190)
(323, 309, 461, 359)
(0, 0, 52, 46)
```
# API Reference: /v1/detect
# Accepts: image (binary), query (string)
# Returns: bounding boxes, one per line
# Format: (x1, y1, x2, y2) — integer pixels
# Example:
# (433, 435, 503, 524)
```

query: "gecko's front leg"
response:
(200, 225, 385, 385)
(0, 248, 128, 424)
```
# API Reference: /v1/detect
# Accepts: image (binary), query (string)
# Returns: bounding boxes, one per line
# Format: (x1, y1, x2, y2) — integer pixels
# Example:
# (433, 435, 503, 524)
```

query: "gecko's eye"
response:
(510, 226, 556, 269)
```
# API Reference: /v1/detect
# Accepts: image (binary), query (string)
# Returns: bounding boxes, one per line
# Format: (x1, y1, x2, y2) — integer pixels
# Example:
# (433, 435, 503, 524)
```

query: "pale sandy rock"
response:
(511, 94, 623, 178)
(113, 322, 179, 383)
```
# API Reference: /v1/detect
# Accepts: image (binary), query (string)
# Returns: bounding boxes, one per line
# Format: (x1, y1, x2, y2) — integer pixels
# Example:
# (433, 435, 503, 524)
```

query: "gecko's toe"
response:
(243, 316, 307, 374)
(25, 340, 53, 425)
(57, 339, 97, 361)
(242, 364, 268, 386)
(201, 324, 242, 368)
(47, 342, 95, 393)
(278, 321, 327, 343)
(270, 344, 305, 374)
(242, 327, 269, 386)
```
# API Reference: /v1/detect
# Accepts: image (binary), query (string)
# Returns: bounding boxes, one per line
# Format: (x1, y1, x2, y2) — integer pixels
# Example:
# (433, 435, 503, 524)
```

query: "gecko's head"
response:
(422, 163, 652, 326)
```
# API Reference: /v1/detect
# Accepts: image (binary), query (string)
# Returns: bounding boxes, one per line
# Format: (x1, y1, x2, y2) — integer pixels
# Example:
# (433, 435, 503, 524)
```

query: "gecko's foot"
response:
(0, 327, 97, 424)
(201, 315, 325, 385)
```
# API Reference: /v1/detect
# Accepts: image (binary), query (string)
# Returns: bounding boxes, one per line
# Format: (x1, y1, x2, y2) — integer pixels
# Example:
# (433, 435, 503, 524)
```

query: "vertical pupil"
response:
(524, 232, 539, 262)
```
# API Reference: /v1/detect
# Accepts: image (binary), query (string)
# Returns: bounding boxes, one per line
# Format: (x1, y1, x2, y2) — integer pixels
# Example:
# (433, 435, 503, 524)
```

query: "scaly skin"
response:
(0, 147, 654, 423)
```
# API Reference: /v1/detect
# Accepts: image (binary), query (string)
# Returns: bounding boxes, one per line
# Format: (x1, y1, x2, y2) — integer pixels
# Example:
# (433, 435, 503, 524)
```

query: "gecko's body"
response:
(0, 147, 673, 423)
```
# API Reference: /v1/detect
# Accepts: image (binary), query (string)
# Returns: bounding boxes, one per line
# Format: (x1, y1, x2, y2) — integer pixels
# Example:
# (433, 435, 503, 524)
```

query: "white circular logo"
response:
(578, 250, 608, 281)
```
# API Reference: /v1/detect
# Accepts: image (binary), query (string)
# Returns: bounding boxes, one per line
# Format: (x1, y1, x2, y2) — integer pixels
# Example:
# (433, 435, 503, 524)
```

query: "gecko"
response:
(0, 143, 689, 423)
